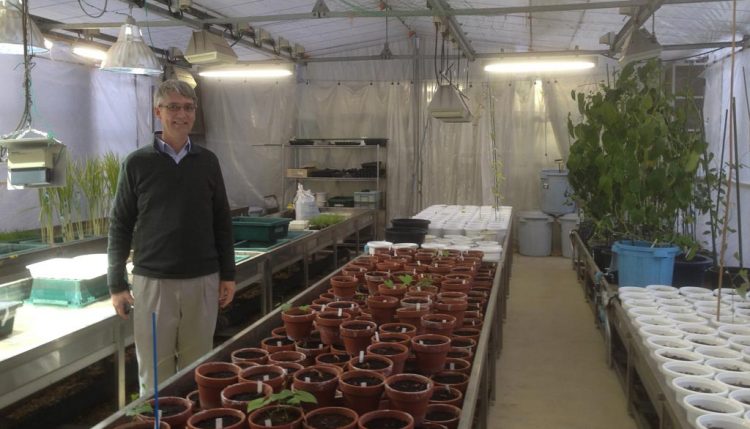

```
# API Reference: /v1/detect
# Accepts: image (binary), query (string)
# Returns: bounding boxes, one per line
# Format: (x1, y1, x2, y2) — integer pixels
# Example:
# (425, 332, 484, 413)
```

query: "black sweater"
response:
(107, 137, 235, 293)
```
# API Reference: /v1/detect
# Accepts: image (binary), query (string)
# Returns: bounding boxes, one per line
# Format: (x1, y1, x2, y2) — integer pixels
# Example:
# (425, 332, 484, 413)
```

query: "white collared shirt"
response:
(156, 136, 191, 164)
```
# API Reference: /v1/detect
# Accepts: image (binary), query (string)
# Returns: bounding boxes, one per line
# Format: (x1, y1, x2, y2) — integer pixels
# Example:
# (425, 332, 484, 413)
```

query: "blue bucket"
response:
(611, 240, 680, 287)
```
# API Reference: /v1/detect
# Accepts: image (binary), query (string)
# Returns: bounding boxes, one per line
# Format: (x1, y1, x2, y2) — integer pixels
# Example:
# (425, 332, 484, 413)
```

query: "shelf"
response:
(286, 145, 382, 149)
(285, 177, 379, 181)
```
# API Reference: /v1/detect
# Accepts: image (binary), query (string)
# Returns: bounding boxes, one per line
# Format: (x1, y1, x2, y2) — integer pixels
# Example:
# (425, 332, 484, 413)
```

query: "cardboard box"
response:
(286, 167, 315, 178)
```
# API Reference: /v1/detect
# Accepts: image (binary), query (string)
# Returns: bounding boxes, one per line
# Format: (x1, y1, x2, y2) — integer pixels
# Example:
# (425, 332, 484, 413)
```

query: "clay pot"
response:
(295, 340, 330, 366)
(429, 385, 464, 407)
(450, 337, 477, 353)
(444, 272, 473, 282)
(395, 307, 431, 335)
(292, 364, 343, 408)
(357, 409, 414, 429)
(421, 314, 456, 337)
(421, 423, 449, 429)
(451, 327, 481, 342)
(462, 317, 483, 329)
(376, 261, 402, 272)
(447, 347, 473, 362)
(261, 336, 296, 353)
(415, 275, 443, 288)
(331, 275, 359, 299)
(433, 301, 467, 328)
(115, 422, 170, 429)
(342, 265, 369, 281)
(340, 320, 377, 356)
(347, 354, 394, 377)
(428, 263, 453, 274)
(315, 352, 351, 369)
(231, 347, 269, 366)
(303, 406, 359, 429)
(268, 350, 307, 366)
(282, 307, 317, 341)
(384, 373, 434, 425)
(378, 322, 417, 337)
(431, 370, 470, 394)
(313, 297, 333, 306)
(370, 332, 411, 348)
(366, 295, 400, 325)
(467, 297, 487, 312)
(364, 271, 390, 295)
(138, 396, 192, 429)
(436, 292, 468, 303)
(194, 361, 241, 410)
(424, 403, 461, 429)
(411, 334, 452, 375)
(186, 408, 245, 429)
(315, 311, 352, 345)
(185, 390, 201, 413)
(377, 283, 408, 300)
(248, 405, 303, 429)
(443, 358, 472, 375)
(220, 381, 273, 413)
(404, 290, 436, 302)
(326, 300, 361, 317)
(275, 361, 304, 386)
(400, 296, 431, 310)
(448, 266, 475, 279)
(338, 370, 386, 415)
(271, 326, 288, 338)
(366, 342, 409, 374)
(239, 364, 287, 393)
(439, 279, 471, 295)
(403, 263, 429, 273)
(330, 342, 348, 354)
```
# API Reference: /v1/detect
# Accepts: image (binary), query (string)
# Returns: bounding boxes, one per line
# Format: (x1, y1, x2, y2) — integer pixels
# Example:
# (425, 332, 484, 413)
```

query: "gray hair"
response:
(154, 79, 197, 106)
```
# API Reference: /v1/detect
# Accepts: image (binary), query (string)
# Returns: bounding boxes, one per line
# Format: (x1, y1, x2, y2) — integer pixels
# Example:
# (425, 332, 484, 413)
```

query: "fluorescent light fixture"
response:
(185, 30, 237, 65)
(619, 28, 662, 64)
(72, 40, 107, 61)
(484, 58, 597, 74)
(100, 16, 162, 76)
(0, 0, 49, 55)
(198, 63, 293, 79)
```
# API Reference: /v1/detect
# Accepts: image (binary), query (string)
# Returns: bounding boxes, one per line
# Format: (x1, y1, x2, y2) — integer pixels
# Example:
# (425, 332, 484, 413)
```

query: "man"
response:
(108, 79, 236, 395)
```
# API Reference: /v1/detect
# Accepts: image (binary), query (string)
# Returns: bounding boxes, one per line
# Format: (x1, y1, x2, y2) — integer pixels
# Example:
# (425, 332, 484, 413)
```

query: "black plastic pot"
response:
(391, 218, 431, 230)
(0, 301, 23, 339)
(591, 244, 613, 271)
(385, 227, 427, 245)
(672, 253, 713, 287)
(705, 265, 746, 290)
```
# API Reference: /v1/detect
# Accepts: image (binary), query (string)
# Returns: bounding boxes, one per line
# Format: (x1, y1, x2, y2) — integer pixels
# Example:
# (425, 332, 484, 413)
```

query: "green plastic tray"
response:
(232, 217, 291, 242)
(28, 275, 108, 307)
(234, 230, 311, 252)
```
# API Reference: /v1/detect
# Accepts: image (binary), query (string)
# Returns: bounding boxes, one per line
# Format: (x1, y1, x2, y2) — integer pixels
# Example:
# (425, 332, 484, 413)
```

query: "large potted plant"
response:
(567, 58, 707, 286)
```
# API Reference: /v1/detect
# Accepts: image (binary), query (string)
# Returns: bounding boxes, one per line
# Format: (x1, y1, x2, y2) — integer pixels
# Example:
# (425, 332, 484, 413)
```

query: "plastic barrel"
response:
(559, 213, 579, 258)
(540, 169, 576, 216)
(612, 240, 680, 287)
(518, 211, 553, 256)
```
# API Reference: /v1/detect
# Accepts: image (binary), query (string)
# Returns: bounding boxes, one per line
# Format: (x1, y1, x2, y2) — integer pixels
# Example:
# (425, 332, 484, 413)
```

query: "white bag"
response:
(294, 184, 320, 220)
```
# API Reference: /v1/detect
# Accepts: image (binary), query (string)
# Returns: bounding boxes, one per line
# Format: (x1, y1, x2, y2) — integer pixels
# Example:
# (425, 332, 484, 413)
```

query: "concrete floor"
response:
(489, 255, 637, 429)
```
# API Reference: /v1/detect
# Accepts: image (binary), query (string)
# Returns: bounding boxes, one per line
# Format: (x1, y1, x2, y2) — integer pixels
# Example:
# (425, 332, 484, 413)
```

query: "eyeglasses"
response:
(159, 103, 197, 112)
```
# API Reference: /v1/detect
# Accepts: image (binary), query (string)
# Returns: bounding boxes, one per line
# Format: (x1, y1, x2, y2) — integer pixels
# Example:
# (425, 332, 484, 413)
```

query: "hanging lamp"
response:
(100, 15, 162, 75)
(0, 0, 48, 55)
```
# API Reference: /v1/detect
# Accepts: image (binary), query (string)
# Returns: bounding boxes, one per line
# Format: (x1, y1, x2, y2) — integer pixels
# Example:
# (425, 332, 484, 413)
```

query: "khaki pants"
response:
(132, 272, 219, 396)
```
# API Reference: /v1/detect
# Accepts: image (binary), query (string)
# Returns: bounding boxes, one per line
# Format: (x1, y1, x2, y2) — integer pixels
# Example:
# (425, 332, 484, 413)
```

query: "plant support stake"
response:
(732, 98, 744, 266)
(152, 312, 159, 429)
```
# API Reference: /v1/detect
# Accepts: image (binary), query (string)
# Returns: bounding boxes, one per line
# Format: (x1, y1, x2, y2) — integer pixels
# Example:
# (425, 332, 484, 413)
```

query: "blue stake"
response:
(152, 312, 159, 429)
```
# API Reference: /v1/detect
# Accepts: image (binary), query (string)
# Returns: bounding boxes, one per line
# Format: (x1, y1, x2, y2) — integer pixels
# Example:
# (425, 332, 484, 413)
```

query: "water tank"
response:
(540, 169, 575, 215)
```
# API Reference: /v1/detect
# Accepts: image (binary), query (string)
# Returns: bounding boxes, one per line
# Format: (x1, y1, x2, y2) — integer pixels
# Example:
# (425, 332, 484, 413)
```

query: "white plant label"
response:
(359, 351, 365, 363)
(338, 308, 343, 317)
(351, 303, 355, 308)
(375, 332, 380, 342)
(305, 376, 311, 383)
(319, 343, 323, 349)
(401, 327, 407, 333)
(417, 286, 421, 291)
(158, 410, 162, 419)
(361, 381, 367, 387)
(417, 261, 421, 266)
(321, 304, 326, 311)
(463, 280, 467, 285)
(263, 374, 269, 381)
(442, 320, 447, 323)
(416, 303, 421, 311)
(420, 340, 424, 345)
(277, 341, 282, 347)
(450, 362, 456, 370)
(413, 269, 417, 275)
(1, 309, 7, 327)
(217, 418, 223, 429)
(265, 419, 272, 427)
(257, 381, 263, 393)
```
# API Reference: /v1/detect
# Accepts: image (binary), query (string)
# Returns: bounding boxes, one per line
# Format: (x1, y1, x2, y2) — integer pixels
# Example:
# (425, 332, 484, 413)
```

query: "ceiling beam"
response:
(427, 0, 476, 62)
(40, 0, 728, 30)
(612, 0, 665, 53)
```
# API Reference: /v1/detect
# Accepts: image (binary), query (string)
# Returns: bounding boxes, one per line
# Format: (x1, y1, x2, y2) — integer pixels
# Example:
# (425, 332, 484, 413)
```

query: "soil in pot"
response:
(358, 410, 414, 429)
(384, 374, 433, 425)
(379, 323, 417, 337)
(306, 412, 356, 429)
(367, 343, 409, 374)
(239, 365, 286, 393)
(339, 370, 386, 415)
(349, 355, 394, 377)
(429, 386, 462, 407)
(139, 396, 192, 429)
(316, 352, 351, 369)
(194, 362, 241, 410)
(261, 336, 296, 353)
(248, 405, 303, 429)
(292, 365, 342, 408)
(187, 408, 245, 429)
(231, 348, 269, 366)
(340, 320, 377, 356)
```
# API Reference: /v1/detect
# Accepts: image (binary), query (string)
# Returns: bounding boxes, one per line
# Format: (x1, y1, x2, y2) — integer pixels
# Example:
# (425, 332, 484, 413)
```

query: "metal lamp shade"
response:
(100, 16, 162, 75)
(0, 0, 48, 55)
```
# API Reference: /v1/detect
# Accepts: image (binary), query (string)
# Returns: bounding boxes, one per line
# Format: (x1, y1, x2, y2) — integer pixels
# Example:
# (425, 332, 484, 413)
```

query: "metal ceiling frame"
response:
(611, 0, 666, 53)
(427, 0, 476, 61)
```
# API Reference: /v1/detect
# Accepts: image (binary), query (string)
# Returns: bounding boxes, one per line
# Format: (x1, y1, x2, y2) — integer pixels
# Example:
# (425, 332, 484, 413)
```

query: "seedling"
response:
(416, 277, 433, 288)
(280, 303, 310, 313)
(383, 279, 395, 289)
(246, 389, 317, 414)
(397, 274, 414, 286)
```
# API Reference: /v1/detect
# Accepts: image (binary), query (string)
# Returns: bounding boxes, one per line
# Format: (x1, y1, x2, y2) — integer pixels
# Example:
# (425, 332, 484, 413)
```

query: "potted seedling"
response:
(384, 373, 434, 426)
(246, 389, 316, 429)
(186, 407, 246, 429)
(281, 304, 316, 341)
(291, 365, 343, 408)
(303, 407, 359, 429)
(338, 370, 387, 415)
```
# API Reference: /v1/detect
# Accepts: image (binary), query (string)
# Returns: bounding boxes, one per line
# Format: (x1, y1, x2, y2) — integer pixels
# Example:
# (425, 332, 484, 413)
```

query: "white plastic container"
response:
(694, 346, 742, 362)
(645, 336, 693, 352)
(682, 393, 744, 423)
(684, 334, 730, 349)
(660, 361, 715, 383)
(695, 413, 750, 429)
(704, 358, 750, 376)
(517, 211, 553, 257)
(677, 324, 718, 337)
(653, 348, 704, 365)
(728, 389, 750, 411)
(558, 213, 579, 259)
(716, 373, 750, 393)
(720, 326, 750, 340)
(671, 376, 729, 402)
(728, 336, 750, 351)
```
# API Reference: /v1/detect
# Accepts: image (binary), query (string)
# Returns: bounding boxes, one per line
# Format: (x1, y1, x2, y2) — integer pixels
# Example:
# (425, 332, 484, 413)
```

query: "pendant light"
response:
(100, 15, 162, 75)
(0, 0, 48, 55)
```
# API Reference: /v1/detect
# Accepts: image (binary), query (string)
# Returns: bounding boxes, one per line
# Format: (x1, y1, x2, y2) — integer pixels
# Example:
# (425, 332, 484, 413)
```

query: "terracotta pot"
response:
(185, 390, 201, 413)
(404, 290, 436, 303)
(248, 405, 303, 429)
(330, 342, 348, 354)
(186, 408, 245, 429)
(448, 266, 476, 279)
(220, 381, 273, 413)
(313, 297, 333, 306)
(466, 302, 482, 312)
(338, 370, 386, 416)
(443, 358, 472, 375)
(370, 332, 411, 348)
(303, 406, 359, 429)
(450, 337, 477, 353)
(467, 297, 487, 312)
(411, 334, 452, 375)
(431, 370, 469, 394)
(436, 292, 468, 303)
(451, 327, 481, 342)
(315, 311, 352, 345)
(331, 275, 359, 299)
(347, 354, 394, 377)
(114, 422, 170, 429)
(376, 261, 402, 272)
(447, 347, 473, 362)
(466, 250, 485, 259)
(239, 364, 287, 393)
(432, 301, 467, 328)
(138, 396, 192, 429)
(421, 314, 456, 337)
(433, 257, 457, 265)
(384, 373, 434, 425)
(403, 263, 429, 273)
(231, 347, 269, 366)
(464, 310, 483, 320)
(424, 403, 461, 429)
(439, 279, 471, 295)
(366, 295, 399, 325)
(364, 271, 390, 295)
(342, 265, 369, 282)
(429, 385, 463, 407)
(352, 256, 377, 270)
(271, 327, 288, 338)
(268, 350, 307, 366)
(377, 283, 408, 300)
(357, 409, 414, 429)
(421, 423, 449, 429)
(320, 292, 336, 301)
(194, 361, 241, 410)
(428, 263, 453, 274)
(295, 340, 330, 366)
(275, 361, 304, 386)
(315, 352, 351, 369)
(340, 320, 377, 356)
(292, 365, 343, 408)
(444, 272, 473, 282)
(366, 342, 409, 374)
(395, 307, 431, 335)
(326, 300, 361, 317)
(282, 307, 317, 341)
(261, 336, 296, 354)
(415, 275, 443, 288)
(462, 317, 483, 329)
(400, 296, 431, 310)
(378, 322, 417, 337)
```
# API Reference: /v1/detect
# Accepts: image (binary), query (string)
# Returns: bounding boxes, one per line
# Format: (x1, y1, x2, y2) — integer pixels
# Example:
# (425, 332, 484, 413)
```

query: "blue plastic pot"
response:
(611, 240, 680, 287)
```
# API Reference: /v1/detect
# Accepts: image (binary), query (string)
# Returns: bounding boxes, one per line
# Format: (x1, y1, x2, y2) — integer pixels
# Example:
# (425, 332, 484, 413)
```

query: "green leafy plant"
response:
(397, 274, 414, 286)
(246, 389, 317, 414)
(308, 213, 346, 230)
(280, 303, 310, 312)
(383, 279, 395, 289)
(415, 277, 433, 288)
(567, 59, 707, 250)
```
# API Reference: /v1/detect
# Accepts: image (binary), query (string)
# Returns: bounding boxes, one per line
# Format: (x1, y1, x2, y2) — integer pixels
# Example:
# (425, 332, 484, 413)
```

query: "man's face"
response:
(155, 91, 196, 138)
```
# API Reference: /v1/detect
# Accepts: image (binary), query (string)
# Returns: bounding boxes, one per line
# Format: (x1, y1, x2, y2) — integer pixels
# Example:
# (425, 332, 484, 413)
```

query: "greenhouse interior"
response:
(0, 1, 750, 428)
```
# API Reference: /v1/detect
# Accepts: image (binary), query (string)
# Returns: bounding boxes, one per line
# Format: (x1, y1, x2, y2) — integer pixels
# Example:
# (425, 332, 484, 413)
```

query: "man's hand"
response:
(111, 290, 134, 320)
(219, 280, 235, 308)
